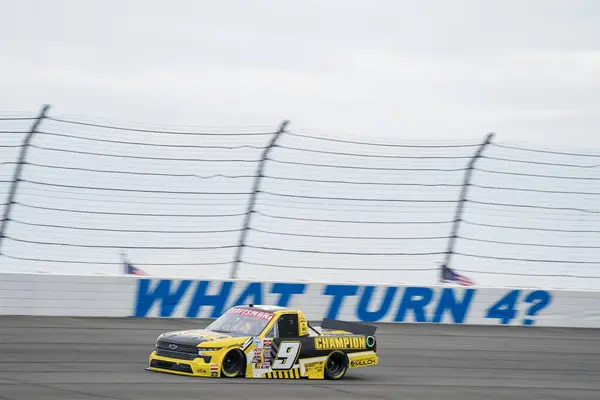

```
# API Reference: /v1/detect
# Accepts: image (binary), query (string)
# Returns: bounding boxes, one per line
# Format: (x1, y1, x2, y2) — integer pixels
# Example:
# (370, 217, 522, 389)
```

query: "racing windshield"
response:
(205, 307, 274, 336)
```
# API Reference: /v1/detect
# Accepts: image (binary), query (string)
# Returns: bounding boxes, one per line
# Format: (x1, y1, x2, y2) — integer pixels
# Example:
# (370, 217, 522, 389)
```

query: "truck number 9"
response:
(271, 341, 301, 370)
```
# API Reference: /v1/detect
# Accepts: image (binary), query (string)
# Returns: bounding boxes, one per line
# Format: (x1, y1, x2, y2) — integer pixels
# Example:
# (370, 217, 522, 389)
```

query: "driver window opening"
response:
(277, 314, 299, 338)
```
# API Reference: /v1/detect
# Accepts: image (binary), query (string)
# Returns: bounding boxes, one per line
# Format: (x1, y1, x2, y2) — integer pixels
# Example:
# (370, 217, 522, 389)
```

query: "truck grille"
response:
(150, 359, 193, 374)
(156, 340, 198, 360)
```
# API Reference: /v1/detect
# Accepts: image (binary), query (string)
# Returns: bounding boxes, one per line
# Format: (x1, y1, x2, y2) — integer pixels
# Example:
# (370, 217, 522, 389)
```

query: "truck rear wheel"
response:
(324, 350, 348, 380)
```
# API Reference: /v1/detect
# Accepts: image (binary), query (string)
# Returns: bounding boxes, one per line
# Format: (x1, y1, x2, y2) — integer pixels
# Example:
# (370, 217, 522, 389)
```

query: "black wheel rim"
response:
(223, 354, 239, 375)
(326, 353, 345, 377)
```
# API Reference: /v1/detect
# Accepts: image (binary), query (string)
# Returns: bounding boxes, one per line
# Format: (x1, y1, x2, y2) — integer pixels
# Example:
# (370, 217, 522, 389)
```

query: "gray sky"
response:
(1, 0, 599, 146)
(1, 0, 600, 290)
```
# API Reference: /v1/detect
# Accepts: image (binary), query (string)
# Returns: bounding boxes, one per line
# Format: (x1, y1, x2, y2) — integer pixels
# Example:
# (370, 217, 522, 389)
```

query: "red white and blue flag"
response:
(125, 262, 148, 276)
(121, 252, 148, 276)
(440, 265, 474, 286)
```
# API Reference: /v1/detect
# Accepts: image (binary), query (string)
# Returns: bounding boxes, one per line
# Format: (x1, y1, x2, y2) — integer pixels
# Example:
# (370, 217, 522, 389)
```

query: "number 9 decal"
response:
(271, 341, 301, 370)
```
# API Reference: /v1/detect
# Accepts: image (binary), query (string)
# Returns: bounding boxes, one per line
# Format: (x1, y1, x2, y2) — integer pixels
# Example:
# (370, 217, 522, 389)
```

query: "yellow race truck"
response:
(147, 304, 379, 379)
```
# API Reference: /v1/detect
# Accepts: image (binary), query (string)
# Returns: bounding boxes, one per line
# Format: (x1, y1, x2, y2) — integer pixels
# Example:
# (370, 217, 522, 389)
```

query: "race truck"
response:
(147, 304, 378, 380)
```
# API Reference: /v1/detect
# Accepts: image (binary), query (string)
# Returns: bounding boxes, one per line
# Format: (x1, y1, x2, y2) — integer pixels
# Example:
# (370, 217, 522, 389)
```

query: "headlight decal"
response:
(198, 348, 221, 355)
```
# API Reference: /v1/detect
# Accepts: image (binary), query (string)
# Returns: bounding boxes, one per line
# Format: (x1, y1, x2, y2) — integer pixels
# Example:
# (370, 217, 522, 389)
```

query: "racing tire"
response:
(324, 350, 348, 380)
(221, 349, 246, 378)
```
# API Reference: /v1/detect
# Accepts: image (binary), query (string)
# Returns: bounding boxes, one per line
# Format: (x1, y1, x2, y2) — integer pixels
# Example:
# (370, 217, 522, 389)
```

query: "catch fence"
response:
(0, 105, 599, 289)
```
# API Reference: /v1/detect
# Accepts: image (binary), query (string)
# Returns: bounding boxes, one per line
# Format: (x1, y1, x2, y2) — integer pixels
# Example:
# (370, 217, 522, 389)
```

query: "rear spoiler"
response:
(320, 318, 377, 336)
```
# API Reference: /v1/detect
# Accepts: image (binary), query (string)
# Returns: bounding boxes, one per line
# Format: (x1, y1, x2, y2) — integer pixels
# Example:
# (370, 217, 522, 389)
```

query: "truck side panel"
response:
(265, 334, 374, 372)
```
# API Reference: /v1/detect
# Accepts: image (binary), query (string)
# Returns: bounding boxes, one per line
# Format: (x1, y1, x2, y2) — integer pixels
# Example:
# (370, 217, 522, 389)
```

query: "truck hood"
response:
(158, 329, 248, 347)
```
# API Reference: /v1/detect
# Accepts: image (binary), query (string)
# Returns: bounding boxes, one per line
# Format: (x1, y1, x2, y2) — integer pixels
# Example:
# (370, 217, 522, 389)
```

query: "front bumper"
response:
(148, 351, 220, 377)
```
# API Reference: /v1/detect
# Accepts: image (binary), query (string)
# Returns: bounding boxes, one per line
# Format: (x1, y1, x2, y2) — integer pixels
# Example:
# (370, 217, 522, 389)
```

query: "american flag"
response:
(125, 263, 148, 276)
(440, 265, 474, 286)
(121, 252, 148, 276)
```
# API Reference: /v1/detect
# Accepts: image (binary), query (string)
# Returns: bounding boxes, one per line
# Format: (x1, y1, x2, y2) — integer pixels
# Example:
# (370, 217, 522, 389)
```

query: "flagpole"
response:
(436, 262, 444, 284)
(120, 250, 127, 275)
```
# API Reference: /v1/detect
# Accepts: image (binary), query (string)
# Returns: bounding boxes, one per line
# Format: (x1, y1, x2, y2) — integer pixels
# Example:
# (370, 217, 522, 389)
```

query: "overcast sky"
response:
(1, 0, 599, 147)
(0, 1, 600, 290)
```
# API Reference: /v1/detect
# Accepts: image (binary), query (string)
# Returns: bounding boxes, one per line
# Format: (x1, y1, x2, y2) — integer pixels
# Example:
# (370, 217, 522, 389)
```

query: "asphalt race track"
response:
(1, 316, 599, 400)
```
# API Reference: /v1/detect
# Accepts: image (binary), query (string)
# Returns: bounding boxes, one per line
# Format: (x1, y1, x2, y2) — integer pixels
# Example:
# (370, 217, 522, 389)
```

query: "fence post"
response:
(441, 132, 494, 276)
(230, 120, 290, 279)
(0, 104, 51, 255)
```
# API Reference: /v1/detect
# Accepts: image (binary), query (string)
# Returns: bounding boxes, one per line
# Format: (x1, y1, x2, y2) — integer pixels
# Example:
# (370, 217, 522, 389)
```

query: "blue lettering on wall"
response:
(270, 283, 306, 307)
(522, 290, 552, 326)
(132, 278, 553, 326)
(432, 288, 476, 323)
(483, 289, 552, 326)
(485, 289, 520, 325)
(394, 287, 433, 322)
(323, 284, 359, 319)
(357, 286, 397, 322)
(134, 279, 191, 317)
(231, 282, 263, 307)
(186, 280, 233, 318)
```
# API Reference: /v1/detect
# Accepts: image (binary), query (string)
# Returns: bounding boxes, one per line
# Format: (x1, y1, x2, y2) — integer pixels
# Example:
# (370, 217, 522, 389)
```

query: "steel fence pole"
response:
(0, 104, 51, 256)
(230, 120, 290, 279)
(441, 132, 494, 278)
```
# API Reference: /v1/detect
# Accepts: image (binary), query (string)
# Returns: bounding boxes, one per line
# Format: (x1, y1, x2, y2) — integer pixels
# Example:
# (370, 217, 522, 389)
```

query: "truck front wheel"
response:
(221, 349, 246, 378)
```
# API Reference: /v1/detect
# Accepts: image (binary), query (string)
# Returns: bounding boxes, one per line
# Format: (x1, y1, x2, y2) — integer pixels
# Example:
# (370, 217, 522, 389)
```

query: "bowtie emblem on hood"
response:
(168, 344, 178, 350)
